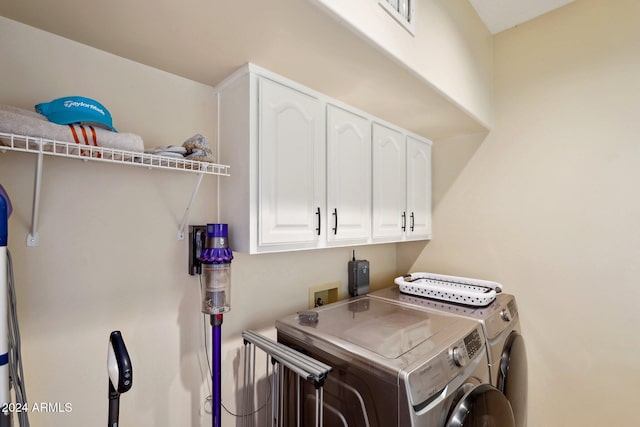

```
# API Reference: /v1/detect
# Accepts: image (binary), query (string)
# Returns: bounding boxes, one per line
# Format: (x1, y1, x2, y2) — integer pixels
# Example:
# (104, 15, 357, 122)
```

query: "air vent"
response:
(379, 0, 415, 35)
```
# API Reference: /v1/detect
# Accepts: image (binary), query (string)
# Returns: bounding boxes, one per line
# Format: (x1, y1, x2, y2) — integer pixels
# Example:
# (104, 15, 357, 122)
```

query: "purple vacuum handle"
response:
(0, 184, 11, 246)
(207, 223, 227, 238)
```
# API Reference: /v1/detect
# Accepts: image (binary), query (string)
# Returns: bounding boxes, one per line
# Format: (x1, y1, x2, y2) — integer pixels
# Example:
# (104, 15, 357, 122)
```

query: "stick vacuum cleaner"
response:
(199, 224, 233, 427)
(0, 185, 12, 427)
(107, 331, 132, 427)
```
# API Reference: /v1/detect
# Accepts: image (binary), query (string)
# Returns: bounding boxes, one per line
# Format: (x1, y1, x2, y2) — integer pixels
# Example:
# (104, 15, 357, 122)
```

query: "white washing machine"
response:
(369, 286, 528, 427)
(276, 296, 515, 426)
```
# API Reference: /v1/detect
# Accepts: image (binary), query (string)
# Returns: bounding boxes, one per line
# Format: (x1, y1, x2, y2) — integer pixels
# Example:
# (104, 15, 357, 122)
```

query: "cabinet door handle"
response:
(332, 208, 338, 235)
(316, 207, 321, 235)
(410, 212, 415, 232)
(402, 211, 407, 232)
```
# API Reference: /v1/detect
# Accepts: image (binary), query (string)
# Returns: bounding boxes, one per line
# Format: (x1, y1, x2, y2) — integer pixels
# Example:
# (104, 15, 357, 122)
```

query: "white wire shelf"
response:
(0, 132, 230, 176)
(0, 132, 230, 246)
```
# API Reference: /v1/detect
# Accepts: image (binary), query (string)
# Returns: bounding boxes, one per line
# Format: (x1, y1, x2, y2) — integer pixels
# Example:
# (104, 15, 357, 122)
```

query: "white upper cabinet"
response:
(406, 135, 432, 240)
(372, 123, 406, 242)
(372, 122, 432, 243)
(326, 104, 371, 245)
(216, 64, 431, 253)
(259, 78, 325, 247)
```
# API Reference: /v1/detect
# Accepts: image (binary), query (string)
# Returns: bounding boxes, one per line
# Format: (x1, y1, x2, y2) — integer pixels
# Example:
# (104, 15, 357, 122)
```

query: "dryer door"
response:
(497, 331, 528, 427)
(446, 383, 515, 427)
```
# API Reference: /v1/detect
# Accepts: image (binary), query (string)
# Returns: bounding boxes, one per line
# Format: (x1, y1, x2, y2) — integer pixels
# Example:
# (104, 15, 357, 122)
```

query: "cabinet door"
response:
(326, 105, 371, 244)
(372, 123, 406, 241)
(258, 78, 325, 247)
(406, 136, 432, 239)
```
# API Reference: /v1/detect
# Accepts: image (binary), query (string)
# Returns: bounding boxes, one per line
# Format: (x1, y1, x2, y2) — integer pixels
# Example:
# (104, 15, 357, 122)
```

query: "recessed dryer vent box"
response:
(309, 282, 340, 308)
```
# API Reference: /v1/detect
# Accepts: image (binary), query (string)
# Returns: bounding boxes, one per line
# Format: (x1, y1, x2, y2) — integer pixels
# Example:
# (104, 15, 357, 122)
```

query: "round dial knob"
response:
(500, 309, 511, 322)
(452, 347, 468, 367)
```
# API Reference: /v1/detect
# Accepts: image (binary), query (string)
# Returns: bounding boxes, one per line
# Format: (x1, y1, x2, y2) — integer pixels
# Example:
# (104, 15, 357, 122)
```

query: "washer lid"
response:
(277, 297, 477, 363)
(447, 383, 515, 427)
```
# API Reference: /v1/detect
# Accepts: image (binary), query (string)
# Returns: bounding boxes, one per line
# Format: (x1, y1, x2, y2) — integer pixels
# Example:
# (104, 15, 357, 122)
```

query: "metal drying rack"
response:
(241, 330, 332, 427)
(0, 132, 230, 246)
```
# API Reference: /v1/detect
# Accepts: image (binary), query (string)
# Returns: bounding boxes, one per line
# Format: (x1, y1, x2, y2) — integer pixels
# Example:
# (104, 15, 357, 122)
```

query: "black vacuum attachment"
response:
(107, 330, 132, 427)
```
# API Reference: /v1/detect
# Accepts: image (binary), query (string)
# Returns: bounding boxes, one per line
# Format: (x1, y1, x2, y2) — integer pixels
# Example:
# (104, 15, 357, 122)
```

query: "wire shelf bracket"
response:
(26, 150, 43, 246)
(177, 172, 204, 241)
(0, 132, 230, 246)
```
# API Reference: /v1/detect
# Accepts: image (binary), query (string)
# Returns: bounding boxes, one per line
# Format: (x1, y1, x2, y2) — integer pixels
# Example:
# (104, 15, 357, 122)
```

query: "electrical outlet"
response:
(309, 282, 341, 308)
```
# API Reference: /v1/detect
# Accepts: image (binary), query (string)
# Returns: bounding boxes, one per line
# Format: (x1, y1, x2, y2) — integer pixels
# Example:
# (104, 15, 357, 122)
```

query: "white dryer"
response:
(276, 296, 515, 426)
(369, 286, 528, 427)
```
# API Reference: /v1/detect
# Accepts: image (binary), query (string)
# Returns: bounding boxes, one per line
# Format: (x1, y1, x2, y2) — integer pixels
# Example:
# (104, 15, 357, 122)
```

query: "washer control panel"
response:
(451, 346, 468, 367)
(451, 328, 483, 366)
(485, 294, 518, 339)
(463, 328, 483, 359)
(405, 326, 485, 408)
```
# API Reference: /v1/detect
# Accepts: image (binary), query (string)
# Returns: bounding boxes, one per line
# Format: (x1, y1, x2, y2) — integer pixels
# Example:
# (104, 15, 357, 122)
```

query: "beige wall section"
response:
(0, 17, 219, 427)
(0, 20, 215, 146)
(410, 1, 640, 426)
(0, 18, 399, 427)
(311, 0, 494, 128)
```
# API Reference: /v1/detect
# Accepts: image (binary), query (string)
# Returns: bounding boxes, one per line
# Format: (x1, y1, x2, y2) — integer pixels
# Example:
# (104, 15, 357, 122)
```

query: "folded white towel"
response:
(0, 105, 144, 153)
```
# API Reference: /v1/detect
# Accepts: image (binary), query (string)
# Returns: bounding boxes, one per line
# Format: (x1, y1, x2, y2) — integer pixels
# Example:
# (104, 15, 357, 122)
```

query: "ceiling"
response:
(0, 0, 575, 140)
(469, 0, 575, 34)
(0, 0, 489, 141)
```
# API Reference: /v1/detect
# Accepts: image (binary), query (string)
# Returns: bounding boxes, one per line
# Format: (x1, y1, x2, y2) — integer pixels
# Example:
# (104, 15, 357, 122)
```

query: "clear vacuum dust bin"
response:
(199, 224, 233, 315)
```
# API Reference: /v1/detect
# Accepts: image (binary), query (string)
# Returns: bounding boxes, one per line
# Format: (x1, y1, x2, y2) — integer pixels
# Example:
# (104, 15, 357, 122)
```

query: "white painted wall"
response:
(310, 0, 494, 128)
(410, 0, 640, 425)
(0, 17, 399, 427)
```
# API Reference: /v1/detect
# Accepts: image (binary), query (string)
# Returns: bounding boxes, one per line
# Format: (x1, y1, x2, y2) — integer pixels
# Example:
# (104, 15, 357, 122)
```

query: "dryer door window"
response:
(446, 383, 515, 427)
(498, 331, 528, 427)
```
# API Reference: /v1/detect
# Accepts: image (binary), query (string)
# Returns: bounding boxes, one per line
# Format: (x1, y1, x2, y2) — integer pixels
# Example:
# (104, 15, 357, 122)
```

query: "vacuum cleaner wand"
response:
(107, 331, 132, 427)
(0, 185, 12, 427)
(0, 183, 10, 246)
